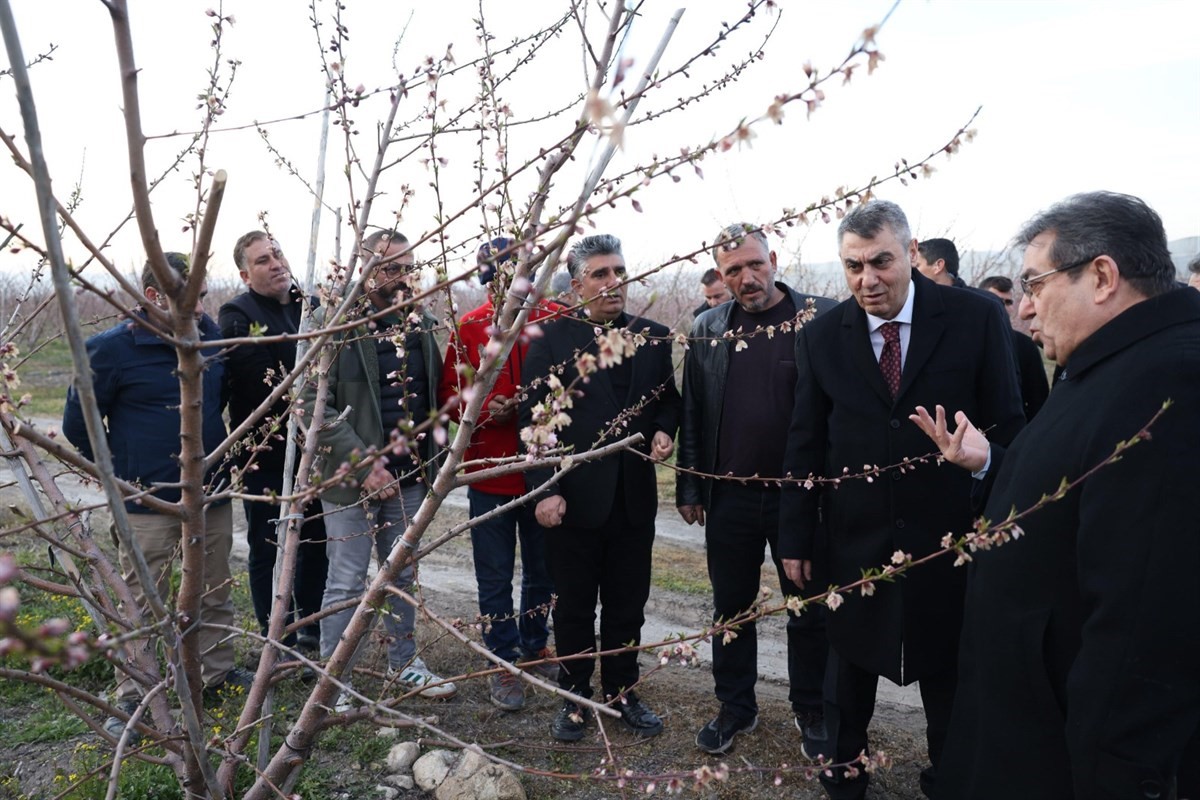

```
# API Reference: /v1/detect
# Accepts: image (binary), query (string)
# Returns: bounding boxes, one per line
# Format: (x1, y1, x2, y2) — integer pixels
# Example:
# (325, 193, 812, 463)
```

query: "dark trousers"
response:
(244, 477, 328, 643)
(1179, 727, 1200, 799)
(820, 650, 955, 800)
(706, 482, 827, 719)
(468, 488, 553, 662)
(544, 489, 654, 699)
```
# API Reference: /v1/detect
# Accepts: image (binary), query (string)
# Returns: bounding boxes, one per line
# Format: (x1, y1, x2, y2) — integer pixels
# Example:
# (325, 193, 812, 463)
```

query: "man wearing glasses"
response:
(912, 191, 1200, 800)
(303, 229, 456, 709)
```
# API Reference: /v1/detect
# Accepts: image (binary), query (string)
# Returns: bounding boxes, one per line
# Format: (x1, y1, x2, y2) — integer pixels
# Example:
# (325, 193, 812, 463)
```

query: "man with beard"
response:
(678, 224, 835, 755)
(303, 229, 456, 709)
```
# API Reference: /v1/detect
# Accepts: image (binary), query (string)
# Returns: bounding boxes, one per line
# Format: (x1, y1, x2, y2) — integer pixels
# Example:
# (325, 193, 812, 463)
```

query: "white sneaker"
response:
(334, 686, 355, 713)
(388, 658, 457, 700)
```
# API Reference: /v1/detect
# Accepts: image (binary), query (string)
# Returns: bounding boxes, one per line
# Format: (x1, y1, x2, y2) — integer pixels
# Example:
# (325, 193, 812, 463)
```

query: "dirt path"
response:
(1, 442, 931, 798)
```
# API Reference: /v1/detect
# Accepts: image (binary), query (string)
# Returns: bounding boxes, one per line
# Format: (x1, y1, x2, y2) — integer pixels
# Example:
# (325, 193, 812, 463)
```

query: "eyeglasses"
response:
(377, 262, 413, 278)
(1019, 254, 1098, 296)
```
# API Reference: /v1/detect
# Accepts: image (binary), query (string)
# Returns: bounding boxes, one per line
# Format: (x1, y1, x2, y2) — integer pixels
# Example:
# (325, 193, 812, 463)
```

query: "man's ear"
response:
(907, 239, 919, 267)
(1093, 256, 1121, 303)
(934, 259, 947, 276)
(238, 269, 251, 286)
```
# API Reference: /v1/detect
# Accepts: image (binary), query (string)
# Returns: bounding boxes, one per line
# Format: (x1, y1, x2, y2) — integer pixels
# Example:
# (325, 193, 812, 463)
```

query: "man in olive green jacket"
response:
(305, 229, 453, 707)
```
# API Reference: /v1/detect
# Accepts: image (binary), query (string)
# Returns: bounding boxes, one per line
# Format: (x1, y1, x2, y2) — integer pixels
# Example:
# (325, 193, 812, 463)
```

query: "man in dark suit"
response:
(912, 191, 1200, 800)
(520, 234, 681, 742)
(778, 200, 1025, 800)
(677, 224, 836, 755)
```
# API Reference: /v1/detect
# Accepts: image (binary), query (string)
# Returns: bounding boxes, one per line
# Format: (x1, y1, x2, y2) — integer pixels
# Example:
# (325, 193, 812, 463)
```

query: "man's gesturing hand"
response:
(909, 404, 990, 473)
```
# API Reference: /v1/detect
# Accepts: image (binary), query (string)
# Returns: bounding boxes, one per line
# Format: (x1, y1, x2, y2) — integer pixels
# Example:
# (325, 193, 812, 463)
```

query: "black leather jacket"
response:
(675, 282, 837, 508)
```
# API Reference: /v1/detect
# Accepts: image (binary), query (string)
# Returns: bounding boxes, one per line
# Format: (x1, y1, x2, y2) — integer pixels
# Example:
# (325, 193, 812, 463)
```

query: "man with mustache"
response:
(302, 229, 456, 709)
(520, 234, 680, 741)
(677, 223, 835, 755)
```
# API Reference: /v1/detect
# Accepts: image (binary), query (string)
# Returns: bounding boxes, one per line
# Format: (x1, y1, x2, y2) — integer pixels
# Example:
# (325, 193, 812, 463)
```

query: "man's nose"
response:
(1017, 292, 1035, 320)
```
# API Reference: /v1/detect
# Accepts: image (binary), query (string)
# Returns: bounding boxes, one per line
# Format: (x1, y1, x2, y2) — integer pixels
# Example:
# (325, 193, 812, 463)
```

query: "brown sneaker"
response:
(489, 670, 524, 712)
(518, 647, 561, 683)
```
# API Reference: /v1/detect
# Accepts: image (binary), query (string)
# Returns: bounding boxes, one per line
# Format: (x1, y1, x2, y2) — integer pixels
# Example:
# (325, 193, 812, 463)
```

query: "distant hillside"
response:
(787, 235, 1200, 291)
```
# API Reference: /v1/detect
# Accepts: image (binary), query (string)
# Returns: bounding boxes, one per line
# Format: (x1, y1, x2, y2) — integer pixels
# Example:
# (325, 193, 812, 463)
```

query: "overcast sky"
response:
(2, 0, 1197, 288)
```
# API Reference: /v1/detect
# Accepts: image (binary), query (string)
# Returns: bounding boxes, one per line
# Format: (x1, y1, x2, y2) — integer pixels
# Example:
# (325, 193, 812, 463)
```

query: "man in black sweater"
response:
(219, 231, 327, 653)
(677, 224, 836, 755)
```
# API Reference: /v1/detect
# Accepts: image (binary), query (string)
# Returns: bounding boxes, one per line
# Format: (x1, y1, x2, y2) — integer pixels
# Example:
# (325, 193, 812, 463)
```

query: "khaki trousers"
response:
(114, 502, 236, 699)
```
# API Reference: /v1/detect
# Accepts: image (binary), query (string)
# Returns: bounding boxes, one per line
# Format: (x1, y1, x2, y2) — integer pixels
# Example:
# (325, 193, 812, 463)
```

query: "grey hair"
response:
(565, 234, 622, 279)
(710, 223, 770, 264)
(232, 230, 270, 271)
(1187, 253, 1200, 276)
(837, 200, 912, 247)
(1014, 191, 1175, 298)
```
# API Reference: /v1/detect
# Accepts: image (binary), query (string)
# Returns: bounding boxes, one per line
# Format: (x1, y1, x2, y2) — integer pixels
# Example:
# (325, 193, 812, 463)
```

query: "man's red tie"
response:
(879, 321, 902, 399)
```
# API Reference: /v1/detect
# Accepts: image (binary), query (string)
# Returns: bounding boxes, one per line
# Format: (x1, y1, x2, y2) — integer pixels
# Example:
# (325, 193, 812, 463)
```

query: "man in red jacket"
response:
(438, 238, 564, 711)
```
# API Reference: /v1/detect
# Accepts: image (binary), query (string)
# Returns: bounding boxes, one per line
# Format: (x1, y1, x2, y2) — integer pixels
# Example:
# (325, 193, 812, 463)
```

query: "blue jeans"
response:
(320, 483, 425, 668)
(468, 488, 553, 663)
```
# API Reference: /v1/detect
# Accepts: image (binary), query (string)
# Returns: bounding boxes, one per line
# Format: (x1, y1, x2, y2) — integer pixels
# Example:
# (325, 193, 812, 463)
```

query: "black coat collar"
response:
(1061, 287, 1200, 381)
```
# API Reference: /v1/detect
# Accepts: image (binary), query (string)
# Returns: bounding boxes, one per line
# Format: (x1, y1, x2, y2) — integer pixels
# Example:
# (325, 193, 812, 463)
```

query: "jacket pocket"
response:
(1088, 747, 1170, 800)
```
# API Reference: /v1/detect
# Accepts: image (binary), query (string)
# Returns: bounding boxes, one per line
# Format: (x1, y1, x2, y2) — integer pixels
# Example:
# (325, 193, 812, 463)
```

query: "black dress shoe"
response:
(551, 700, 591, 742)
(919, 765, 936, 798)
(616, 695, 663, 738)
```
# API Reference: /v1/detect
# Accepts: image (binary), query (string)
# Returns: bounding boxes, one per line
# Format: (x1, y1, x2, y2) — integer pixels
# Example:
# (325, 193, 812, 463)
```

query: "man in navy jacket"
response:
(63, 253, 244, 733)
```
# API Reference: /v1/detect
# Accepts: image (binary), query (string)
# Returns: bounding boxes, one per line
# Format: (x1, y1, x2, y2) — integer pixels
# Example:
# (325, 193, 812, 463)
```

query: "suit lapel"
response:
(844, 301, 893, 406)
(626, 316, 654, 406)
(567, 315, 620, 408)
(897, 277, 945, 402)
